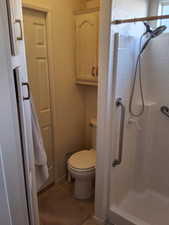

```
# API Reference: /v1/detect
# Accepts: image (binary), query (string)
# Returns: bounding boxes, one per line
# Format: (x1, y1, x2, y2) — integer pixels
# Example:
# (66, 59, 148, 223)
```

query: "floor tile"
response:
(38, 181, 94, 225)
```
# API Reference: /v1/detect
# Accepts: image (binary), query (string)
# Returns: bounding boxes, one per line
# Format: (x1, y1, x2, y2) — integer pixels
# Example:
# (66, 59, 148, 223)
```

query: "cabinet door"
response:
(76, 11, 99, 83)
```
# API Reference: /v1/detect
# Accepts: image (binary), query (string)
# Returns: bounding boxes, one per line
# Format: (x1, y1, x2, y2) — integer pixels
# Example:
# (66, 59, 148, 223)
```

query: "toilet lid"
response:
(68, 149, 96, 170)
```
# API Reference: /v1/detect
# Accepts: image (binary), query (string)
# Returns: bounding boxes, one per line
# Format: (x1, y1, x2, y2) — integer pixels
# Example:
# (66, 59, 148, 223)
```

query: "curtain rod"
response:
(111, 14, 169, 25)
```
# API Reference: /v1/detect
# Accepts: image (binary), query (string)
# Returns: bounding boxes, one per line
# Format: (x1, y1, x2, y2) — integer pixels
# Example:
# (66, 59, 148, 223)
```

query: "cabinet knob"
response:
(91, 66, 96, 77)
(96, 66, 98, 77)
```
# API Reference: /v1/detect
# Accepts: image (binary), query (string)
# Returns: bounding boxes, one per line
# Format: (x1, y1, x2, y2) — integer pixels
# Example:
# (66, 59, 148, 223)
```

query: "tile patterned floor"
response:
(38, 181, 94, 225)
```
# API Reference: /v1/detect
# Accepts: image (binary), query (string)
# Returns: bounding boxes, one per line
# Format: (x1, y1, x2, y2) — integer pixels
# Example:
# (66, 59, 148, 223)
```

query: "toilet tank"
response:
(90, 118, 97, 150)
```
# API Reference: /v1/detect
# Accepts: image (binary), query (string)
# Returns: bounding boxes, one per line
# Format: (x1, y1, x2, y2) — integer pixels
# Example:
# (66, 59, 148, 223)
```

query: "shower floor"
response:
(110, 190, 169, 225)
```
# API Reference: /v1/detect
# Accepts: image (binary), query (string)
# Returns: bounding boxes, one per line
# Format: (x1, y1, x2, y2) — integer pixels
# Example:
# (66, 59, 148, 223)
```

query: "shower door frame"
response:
(94, 0, 118, 223)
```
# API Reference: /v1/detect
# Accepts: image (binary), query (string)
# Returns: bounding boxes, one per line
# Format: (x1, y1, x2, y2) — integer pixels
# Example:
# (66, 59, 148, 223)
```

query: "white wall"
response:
(110, 35, 135, 204)
(149, 0, 159, 16)
(140, 34, 169, 197)
(148, 0, 160, 27)
(84, 87, 98, 148)
(112, 0, 148, 19)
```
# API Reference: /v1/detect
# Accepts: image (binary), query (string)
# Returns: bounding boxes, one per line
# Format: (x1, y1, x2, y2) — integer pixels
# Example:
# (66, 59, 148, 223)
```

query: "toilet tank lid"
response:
(90, 118, 97, 127)
(68, 149, 96, 170)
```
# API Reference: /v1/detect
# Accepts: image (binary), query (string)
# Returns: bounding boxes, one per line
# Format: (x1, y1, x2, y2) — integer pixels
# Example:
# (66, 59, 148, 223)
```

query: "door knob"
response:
(96, 66, 98, 77)
(91, 66, 96, 77)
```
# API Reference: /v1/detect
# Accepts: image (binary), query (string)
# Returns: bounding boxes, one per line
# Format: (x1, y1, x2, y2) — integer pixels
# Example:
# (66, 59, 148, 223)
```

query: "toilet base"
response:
(74, 178, 93, 200)
(68, 167, 95, 200)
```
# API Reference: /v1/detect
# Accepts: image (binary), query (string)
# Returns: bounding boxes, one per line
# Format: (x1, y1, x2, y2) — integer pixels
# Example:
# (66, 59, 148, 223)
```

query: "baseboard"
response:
(93, 216, 107, 225)
(55, 175, 66, 185)
(38, 182, 55, 195)
(38, 175, 66, 195)
(93, 215, 114, 225)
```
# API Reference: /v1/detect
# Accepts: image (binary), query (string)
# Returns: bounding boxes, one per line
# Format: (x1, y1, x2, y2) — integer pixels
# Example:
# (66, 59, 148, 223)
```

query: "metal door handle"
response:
(22, 82, 30, 100)
(15, 19, 23, 40)
(112, 98, 126, 167)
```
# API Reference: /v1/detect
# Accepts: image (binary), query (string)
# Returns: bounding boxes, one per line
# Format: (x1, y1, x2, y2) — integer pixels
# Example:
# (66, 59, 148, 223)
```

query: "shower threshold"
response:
(109, 190, 169, 225)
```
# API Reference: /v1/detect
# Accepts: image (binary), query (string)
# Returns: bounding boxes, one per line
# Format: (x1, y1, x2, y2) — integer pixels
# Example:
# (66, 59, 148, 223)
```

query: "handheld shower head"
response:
(143, 22, 167, 37)
(140, 23, 167, 54)
(129, 23, 167, 117)
(151, 25, 167, 38)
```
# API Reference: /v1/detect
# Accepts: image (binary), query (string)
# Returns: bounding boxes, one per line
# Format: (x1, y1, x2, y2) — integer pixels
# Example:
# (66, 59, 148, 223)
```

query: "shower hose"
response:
(129, 34, 145, 117)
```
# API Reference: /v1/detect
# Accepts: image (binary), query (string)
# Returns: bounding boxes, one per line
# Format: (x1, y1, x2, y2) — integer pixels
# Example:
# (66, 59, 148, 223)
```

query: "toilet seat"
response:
(68, 165, 95, 173)
(68, 149, 96, 172)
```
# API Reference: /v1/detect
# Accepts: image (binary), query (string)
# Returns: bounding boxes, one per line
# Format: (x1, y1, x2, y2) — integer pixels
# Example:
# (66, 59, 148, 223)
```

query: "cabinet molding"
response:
(74, 7, 100, 15)
(76, 81, 98, 86)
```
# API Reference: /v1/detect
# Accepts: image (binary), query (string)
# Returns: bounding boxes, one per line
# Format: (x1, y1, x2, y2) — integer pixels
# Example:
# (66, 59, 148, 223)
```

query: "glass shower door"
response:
(108, 31, 169, 225)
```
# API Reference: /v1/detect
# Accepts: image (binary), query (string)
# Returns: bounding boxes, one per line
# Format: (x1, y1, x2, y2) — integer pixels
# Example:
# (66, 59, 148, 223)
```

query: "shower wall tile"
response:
(140, 33, 169, 197)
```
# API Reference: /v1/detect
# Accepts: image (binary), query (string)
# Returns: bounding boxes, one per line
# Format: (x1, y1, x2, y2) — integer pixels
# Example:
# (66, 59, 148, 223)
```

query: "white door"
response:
(0, 1, 30, 224)
(76, 11, 99, 82)
(0, 148, 14, 225)
(23, 8, 54, 187)
(6, 0, 40, 224)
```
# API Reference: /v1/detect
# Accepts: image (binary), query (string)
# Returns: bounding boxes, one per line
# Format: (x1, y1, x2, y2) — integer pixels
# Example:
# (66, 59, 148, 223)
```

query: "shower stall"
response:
(108, 1, 169, 225)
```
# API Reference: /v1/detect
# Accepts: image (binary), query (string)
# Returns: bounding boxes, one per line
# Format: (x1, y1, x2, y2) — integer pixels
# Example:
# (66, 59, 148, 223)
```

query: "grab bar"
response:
(112, 98, 126, 168)
(160, 105, 169, 118)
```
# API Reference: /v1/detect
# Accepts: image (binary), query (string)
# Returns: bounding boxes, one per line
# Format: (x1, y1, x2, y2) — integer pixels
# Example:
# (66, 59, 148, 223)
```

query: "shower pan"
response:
(108, 28, 169, 225)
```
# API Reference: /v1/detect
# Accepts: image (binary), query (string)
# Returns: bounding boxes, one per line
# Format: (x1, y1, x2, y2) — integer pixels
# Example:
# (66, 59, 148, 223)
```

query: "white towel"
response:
(31, 101, 49, 191)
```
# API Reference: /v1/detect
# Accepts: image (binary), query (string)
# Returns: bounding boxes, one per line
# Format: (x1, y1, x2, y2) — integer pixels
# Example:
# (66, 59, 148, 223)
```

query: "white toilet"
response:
(67, 118, 97, 200)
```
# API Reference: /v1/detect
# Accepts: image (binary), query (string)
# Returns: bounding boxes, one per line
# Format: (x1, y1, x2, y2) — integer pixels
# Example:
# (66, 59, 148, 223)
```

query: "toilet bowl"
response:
(68, 149, 96, 200)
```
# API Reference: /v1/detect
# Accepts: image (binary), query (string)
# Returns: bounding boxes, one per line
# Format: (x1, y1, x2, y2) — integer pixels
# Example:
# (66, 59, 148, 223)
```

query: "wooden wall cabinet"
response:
(75, 8, 99, 86)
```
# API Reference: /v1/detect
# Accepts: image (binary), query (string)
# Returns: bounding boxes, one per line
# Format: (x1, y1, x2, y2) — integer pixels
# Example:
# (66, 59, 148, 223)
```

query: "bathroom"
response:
(22, 0, 99, 225)
(2, 0, 169, 225)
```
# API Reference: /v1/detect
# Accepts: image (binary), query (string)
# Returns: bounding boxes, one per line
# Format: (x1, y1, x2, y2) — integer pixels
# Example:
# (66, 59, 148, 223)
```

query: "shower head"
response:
(140, 23, 167, 54)
(151, 25, 167, 38)
(143, 22, 167, 37)
(130, 23, 167, 117)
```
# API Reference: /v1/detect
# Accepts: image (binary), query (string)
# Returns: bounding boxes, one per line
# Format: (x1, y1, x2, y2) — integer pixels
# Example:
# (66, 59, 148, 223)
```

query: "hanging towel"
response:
(31, 101, 49, 191)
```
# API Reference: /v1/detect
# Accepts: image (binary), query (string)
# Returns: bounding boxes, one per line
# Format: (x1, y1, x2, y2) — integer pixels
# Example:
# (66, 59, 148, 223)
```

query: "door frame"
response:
(95, 0, 114, 223)
(22, 1, 57, 184)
